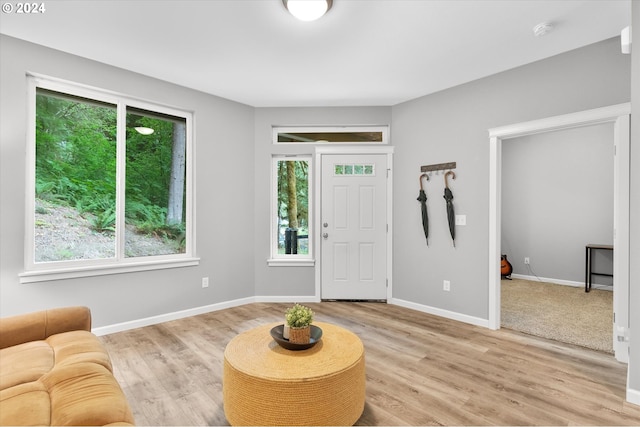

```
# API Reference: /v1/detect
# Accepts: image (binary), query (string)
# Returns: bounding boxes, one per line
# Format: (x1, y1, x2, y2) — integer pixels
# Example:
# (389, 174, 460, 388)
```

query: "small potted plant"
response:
(284, 303, 314, 344)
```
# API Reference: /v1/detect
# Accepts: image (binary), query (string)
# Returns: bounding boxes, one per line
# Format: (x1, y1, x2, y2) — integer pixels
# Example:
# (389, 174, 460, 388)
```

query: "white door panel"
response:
(321, 154, 387, 300)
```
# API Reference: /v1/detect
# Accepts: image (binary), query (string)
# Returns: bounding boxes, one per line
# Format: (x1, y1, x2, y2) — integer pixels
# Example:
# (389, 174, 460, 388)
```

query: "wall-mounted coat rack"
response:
(420, 161, 456, 173)
(417, 161, 458, 247)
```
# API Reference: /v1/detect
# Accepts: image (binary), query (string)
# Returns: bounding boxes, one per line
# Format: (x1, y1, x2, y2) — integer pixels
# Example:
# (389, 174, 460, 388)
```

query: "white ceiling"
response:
(0, 0, 631, 107)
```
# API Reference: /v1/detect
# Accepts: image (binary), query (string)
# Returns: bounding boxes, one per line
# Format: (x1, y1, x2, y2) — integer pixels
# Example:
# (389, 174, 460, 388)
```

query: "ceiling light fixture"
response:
(134, 127, 154, 135)
(533, 22, 553, 37)
(283, 0, 332, 22)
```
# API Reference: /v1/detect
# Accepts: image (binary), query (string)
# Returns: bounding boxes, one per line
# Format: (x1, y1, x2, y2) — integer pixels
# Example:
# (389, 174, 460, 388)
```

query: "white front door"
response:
(321, 154, 388, 300)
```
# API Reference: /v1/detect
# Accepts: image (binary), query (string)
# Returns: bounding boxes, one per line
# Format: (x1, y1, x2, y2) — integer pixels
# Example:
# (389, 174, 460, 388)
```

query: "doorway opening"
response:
(488, 103, 630, 363)
(500, 123, 614, 353)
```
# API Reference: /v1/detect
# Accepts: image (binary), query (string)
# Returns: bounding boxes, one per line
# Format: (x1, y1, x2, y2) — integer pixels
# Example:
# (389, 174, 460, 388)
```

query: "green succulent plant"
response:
(285, 303, 314, 328)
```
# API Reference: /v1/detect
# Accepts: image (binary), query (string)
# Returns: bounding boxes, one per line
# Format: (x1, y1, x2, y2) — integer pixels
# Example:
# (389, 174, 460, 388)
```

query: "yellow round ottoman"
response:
(223, 321, 365, 426)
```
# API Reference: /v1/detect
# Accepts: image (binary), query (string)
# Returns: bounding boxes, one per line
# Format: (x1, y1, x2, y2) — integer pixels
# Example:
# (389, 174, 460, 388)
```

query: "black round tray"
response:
(270, 324, 323, 350)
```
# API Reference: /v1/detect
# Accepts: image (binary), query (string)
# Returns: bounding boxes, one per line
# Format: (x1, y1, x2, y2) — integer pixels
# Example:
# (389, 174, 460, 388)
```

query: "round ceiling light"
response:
(283, 0, 333, 22)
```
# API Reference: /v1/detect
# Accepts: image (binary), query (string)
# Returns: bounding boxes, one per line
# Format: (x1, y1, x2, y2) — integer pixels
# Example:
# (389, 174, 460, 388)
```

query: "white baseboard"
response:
(254, 295, 321, 303)
(94, 296, 487, 335)
(389, 298, 489, 328)
(627, 387, 640, 406)
(92, 296, 255, 336)
(92, 296, 321, 335)
(511, 273, 612, 290)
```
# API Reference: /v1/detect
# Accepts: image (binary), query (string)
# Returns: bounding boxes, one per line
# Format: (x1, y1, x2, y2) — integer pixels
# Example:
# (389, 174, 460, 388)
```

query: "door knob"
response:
(322, 233, 329, 239)
(323, 222, 328, 228)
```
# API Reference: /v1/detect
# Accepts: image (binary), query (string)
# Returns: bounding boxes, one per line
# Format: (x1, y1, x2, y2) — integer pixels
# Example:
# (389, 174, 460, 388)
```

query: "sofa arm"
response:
(0, 306, 92, 349)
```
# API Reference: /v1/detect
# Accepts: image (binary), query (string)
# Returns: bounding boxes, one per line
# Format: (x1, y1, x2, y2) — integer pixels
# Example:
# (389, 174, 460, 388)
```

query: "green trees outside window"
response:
(276, 159, 309, 255)
(34, 88, 187, 263)
(125, 108, 186, 257)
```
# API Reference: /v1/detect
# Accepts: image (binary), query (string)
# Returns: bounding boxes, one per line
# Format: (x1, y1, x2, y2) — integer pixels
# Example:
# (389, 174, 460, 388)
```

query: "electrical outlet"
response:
(524, 257, 530, 265)
(443, 280, 450, 291)
(202, 277, 209, 288)
(455, 215, 466, 226)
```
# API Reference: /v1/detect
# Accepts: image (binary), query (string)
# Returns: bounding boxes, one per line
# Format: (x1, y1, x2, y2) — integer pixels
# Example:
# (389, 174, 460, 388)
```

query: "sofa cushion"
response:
(47, 331, 113, 371)
(0, 331, 134, 426)
(43, 363, 134, 426)
(0, 381, 51, 425)
(0, 331, 112, 391)
(0, 341, 53, 390)
(0, 306, 91, 349)
(0, 363, 134, 426)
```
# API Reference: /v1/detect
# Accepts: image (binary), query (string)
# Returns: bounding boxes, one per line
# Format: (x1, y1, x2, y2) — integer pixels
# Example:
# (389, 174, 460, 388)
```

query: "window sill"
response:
(267, 258, 315, 267)
(19, 257, 200, 283)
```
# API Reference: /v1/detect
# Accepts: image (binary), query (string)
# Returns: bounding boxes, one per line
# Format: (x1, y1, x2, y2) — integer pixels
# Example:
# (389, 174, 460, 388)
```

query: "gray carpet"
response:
(501, 278, 613, 353)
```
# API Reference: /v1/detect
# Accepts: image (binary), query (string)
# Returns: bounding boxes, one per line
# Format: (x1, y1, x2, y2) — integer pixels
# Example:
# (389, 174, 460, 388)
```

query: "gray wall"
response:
(391, 37, 630, 320)
(0, 35, 256, 327)
(253, 107, 391, 297)
(1, 27, 638, 400)
(501, 123, 614, 285)
(627, 0, 640, 402)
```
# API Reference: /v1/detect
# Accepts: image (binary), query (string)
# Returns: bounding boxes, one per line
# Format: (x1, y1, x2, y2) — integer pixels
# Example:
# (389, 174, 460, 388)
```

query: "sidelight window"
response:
(269, 156, 312, 265)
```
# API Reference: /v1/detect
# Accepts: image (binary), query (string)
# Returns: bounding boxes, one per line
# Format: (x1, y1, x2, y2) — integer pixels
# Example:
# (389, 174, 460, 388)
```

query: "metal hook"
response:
(444, 170, 456, 188)
(419, 173, 429, 190)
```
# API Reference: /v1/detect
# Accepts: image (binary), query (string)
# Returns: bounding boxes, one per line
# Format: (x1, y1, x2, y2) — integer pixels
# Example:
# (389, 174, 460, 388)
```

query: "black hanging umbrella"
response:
(443, 171, 456, 247)
(416, 173, 429, 245)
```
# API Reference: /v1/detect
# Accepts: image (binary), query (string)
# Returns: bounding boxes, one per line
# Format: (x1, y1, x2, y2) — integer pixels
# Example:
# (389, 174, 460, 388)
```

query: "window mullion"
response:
(116, 102, 127, 260)
(185, 115, 194, 258)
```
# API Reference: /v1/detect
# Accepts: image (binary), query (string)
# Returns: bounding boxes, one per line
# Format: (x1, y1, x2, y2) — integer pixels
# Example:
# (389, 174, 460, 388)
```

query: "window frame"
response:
(272, 125, 389, 145)
(21, 74, 198, 283)
(268, 155, 314, 267)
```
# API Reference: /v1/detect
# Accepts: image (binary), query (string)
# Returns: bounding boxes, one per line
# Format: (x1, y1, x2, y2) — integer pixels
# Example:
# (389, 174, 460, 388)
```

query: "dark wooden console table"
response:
(585, 244, 613, 292)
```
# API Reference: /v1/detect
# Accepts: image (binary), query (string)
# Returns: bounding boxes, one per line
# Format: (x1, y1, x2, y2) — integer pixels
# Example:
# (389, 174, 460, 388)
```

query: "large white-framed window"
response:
(268, 155, 313, 266)
(21, 74, 197, 283)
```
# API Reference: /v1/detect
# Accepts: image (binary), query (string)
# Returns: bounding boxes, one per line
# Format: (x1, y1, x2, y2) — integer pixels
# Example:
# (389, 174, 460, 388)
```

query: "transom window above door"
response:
(273, 126, 389, 144)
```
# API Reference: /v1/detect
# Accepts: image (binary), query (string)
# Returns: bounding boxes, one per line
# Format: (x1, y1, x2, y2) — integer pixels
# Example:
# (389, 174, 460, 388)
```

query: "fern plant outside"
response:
(34, 88, 186, 262)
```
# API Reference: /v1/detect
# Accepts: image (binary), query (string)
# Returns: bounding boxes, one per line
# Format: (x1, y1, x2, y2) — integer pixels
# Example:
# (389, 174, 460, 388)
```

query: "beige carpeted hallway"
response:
(501, 278, 613, 353)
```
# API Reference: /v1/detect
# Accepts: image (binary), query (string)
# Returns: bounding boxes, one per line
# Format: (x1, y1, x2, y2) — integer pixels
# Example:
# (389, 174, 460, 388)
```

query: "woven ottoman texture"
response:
(223, 321, 365, 426)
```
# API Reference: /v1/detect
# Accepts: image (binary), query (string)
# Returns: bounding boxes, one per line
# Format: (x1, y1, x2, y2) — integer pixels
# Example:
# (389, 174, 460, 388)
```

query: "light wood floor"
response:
(99, 302, 640, 426)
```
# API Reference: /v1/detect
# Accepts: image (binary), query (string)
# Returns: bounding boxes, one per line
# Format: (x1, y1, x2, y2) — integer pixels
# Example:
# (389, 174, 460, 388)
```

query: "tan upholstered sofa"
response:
(0, 306, 134, 426)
